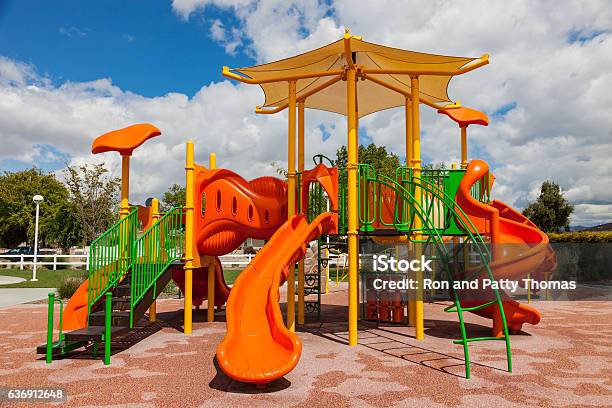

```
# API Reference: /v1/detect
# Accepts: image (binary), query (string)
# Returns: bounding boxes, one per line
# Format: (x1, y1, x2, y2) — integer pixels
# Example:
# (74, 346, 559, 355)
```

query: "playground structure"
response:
(40, 31, 556, 383)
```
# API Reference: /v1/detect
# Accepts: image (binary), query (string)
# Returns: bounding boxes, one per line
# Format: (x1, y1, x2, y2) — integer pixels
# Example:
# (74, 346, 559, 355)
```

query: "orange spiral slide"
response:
(216, 212, 338, 385)
(455, 160, 556, 335)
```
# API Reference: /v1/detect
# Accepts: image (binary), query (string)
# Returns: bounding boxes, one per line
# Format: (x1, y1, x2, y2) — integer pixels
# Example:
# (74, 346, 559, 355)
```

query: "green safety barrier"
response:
(130, 207, 185, 328)
(87, 207, 139, 316)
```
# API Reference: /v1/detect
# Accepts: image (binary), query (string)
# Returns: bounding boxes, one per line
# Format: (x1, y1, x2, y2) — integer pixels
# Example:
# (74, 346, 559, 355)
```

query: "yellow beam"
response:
(255, 75, 343, 115)
(223, 66, 344, 85)
(207, 152, 217, 323)
(297, 100, 305, 325)
(184, 141, 195, 334)
(148, 197, 160, 323)
(347, 67, 359, 346)
(287, 81, 297, 332)
(460, 126, 468, 169)
(411, 76, 424, 340)
(120, 155, 130, 218)
(361, 55, 489, 76)
(344, 30, 355, 69)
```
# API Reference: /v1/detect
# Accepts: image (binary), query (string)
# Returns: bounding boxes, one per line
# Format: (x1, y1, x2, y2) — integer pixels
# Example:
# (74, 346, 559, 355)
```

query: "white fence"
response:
(0, 254, 89, 270)
(0, 253, 258, 271)
(0, 252, 337, 271)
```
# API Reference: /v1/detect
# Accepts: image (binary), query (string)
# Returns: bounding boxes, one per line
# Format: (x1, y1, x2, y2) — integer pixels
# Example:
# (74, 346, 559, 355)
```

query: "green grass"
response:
(0, 267, 245, 289)
(0, 268, 86, 288)
(223, 269, 242, 285)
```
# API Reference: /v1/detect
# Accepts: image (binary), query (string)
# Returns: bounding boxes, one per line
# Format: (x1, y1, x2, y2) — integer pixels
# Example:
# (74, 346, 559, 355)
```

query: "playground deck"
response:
(2, 294, 610, 407)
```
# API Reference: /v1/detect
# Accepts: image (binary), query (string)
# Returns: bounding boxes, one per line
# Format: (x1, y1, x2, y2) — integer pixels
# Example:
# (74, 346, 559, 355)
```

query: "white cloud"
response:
(0, 58, 344, 204)
(2, 1, 612, 226)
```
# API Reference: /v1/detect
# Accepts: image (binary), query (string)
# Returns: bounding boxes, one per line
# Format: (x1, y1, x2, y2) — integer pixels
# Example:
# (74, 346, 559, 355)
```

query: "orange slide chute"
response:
(216, 212, 338, 385)
(455, 160, 556, 335)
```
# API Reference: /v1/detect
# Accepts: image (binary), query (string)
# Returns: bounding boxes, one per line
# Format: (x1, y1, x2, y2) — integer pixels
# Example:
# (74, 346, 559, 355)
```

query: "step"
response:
(63, 326, 129, 342)
(112, 296, 131, 311)
(114, 284, 131, 297)
(88, 311, 130, 327)
(36, 339, 88, 355)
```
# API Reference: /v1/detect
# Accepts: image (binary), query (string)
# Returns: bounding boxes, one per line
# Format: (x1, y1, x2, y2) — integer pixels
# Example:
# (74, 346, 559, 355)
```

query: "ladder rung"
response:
(443, 300, 498, 313)
(460, 300, 498, 312)
(454, 336, 506, 344)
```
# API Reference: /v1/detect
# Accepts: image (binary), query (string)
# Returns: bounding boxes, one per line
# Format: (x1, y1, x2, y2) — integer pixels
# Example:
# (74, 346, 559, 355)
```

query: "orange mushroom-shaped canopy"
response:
(437, 106, 489, 128)
(92, 123, 161, 156)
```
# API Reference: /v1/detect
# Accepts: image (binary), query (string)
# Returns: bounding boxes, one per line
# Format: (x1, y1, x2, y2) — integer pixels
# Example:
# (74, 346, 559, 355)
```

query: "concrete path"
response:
(0, 275, 26, 285)
(0, 288, 55, 308)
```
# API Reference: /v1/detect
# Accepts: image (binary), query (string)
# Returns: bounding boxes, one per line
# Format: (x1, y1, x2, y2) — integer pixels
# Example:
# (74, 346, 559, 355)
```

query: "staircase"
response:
(40, 207, 185, 363)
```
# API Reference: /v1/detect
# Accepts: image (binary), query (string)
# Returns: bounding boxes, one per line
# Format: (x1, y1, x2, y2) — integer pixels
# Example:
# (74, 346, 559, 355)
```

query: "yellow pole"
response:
(287, 81, 297, 332)
(120, 155, 130, 218)
(411, 76, 424, 340)
(347, 67, 359, 346)
(149, 197, 160, 323)
(207, 152, 217, 322)
(460, 126, 468, 169)
(405, 96, 416, 327)
(405, 97, 412, 168)
(184, 141, 195, 334)
(297, 100, 306, 325)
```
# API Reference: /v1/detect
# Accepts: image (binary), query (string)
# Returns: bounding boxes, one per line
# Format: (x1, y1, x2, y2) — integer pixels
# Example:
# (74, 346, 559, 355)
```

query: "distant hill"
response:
(571, 223, 612, 232)
(586, 223, 612, 232)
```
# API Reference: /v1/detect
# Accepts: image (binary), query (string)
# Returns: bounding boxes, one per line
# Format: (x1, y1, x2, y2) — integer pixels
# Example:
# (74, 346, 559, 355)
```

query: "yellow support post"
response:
(405, 96, 416, 327)
(207, 152, 217, 323)
(297, 100, 305, 325)
(347, 66, 359, 346)
(287, 81, 297, 332)
(460, 126, 468, 169)
(149, 197, 160, 323)
(184, 141, 195, 334)
(120, 155, 130, 218)
(411, 75, 424, 340)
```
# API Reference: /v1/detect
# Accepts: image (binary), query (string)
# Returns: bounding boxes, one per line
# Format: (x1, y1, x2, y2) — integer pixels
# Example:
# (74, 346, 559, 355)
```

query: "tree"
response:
(64, 164, 120, 245)
(161, 183, 186, 211)
(335, 143, 401, 179)
(523, 181, 574, 233)
(0, 168, 73, 248)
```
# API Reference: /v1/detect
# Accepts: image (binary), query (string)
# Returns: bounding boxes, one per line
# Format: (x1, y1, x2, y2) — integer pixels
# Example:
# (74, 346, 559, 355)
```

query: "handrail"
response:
(46, 292, 64, 364)
(87, 207, 139, 316)
(130, 207, 185, 327)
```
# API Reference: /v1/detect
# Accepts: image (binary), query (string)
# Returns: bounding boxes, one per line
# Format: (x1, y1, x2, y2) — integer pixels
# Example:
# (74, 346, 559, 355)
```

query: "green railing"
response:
(355, 165, 489, 236)
(470, 170, 491, 203)
(130, 207, 185, 327)
(87, 207, 139, 315)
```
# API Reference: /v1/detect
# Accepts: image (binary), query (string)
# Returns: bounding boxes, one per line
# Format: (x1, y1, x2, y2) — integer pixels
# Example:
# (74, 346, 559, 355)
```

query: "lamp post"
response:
(32, 195, 44, 282)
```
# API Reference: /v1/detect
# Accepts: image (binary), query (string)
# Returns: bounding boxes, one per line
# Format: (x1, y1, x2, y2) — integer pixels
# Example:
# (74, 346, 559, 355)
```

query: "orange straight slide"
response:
(216, 212, 338, 385)
(455, 160, 556, 335)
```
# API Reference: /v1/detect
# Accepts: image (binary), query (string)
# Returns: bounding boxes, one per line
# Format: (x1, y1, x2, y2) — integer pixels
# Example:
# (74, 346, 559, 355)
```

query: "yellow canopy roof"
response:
(226, 35, 486, 118)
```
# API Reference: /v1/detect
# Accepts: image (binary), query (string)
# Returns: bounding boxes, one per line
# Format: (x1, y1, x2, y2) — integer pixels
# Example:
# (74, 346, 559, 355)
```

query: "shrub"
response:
(58, 276, 85, 299)
(548, 231, 612, 243)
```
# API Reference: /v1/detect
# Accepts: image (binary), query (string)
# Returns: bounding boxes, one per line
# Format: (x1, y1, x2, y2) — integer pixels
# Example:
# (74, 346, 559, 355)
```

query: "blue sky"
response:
(0, 0, 250, 98)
